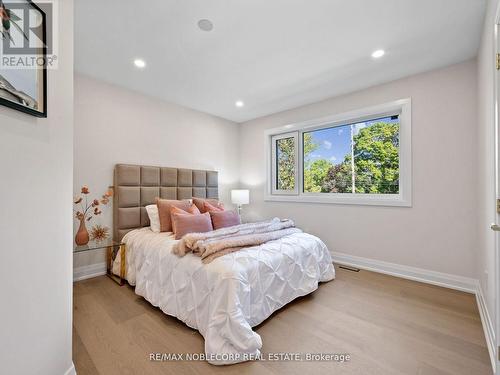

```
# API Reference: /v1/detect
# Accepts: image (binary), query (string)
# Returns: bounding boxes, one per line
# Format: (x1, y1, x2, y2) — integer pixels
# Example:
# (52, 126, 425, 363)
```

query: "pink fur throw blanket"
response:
(172, 218, 302, 263)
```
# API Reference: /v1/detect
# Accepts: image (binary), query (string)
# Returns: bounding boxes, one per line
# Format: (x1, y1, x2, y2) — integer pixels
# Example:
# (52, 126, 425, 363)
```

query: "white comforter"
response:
(119, 226, 335, 365)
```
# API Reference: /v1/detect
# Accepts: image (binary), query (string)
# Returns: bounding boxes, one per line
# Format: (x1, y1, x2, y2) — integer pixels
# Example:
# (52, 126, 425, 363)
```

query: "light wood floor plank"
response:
(73, 266, 493, 375)
(72, 325, 100, 375)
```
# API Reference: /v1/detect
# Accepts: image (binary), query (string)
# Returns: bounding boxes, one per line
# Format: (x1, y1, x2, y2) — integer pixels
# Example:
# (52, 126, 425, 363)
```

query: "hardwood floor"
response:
(73, 266, 492, 375)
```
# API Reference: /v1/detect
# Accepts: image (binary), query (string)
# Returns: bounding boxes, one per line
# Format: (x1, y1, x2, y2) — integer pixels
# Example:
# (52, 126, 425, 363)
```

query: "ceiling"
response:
(74, 0, 486, 123)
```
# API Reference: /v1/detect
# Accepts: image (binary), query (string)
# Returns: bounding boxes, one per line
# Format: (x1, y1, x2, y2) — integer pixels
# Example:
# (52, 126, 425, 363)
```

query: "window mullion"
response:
(350, 124, 355, 194)
(298, 130, 304, 196)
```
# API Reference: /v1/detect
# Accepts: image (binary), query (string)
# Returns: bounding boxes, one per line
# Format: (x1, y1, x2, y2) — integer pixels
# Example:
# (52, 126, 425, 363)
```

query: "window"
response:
(271, 132, 298, 195)
(267, 99, 411, 206)
(303, 115, 400, 194)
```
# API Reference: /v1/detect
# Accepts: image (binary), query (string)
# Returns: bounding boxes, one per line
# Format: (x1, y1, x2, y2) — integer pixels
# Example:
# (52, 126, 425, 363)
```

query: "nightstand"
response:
(73, 240, 126, 286)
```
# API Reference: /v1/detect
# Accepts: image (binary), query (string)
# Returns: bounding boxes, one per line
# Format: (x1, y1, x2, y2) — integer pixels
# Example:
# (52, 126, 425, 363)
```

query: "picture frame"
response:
(0, 0, 47, 117)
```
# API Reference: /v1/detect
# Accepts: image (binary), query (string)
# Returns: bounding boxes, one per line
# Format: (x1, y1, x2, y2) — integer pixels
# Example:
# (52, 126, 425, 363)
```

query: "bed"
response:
(112, 164, 335, 365)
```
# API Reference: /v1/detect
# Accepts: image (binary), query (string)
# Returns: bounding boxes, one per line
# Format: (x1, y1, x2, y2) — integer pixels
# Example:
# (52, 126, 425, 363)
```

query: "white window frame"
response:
(265, 98, 412, 207)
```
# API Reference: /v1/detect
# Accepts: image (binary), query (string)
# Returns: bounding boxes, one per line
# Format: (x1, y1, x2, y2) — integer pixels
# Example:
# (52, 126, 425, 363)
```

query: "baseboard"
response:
(332, 252, 477, 293)
(476, 282, 497, 374)
(64, 362, 76, 375)
(73, 262, 106, 282)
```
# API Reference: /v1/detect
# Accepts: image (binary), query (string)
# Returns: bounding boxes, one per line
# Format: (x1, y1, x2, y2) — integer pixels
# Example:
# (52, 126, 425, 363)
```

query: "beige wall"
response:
(73, 74, 240, 271)
(239, 60, 478, 278)
(477, 0, 500, 338)
(0, 1, 74, 374)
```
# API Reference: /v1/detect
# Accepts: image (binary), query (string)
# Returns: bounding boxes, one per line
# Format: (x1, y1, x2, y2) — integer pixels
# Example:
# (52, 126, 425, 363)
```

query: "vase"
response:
(75, 217, 90, 246)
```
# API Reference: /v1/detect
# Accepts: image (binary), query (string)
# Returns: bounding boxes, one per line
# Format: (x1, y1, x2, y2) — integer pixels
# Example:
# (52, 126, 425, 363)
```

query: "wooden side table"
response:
(74, 240, 125, 286)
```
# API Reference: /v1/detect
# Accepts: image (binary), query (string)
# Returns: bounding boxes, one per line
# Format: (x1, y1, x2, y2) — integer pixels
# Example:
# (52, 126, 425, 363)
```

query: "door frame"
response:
(494, 5, 500, 374)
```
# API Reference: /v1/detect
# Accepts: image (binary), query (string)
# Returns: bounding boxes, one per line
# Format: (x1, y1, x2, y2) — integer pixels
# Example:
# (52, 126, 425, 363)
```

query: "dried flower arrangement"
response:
(90, 224, 110, 243)
(74, 186, 113, 245)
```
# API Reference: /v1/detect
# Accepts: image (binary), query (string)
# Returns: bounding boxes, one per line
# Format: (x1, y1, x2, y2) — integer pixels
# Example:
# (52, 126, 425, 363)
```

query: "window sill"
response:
(264, 194, 412, 207)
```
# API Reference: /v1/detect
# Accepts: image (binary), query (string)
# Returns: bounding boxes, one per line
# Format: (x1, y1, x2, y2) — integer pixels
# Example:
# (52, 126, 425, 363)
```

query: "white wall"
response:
(239, 60, 478, 279)
(73, 74, 240, 271)
(477, 0, 500, 344)
(0, 1, 74, 374)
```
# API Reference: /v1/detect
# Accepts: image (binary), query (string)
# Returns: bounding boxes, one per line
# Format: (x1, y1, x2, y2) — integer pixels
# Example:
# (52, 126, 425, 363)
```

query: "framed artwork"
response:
(0, 0, 47, 117)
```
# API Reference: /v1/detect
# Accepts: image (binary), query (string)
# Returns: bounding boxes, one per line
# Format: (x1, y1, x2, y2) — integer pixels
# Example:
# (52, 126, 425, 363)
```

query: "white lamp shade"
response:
(231, 189, 249, 205)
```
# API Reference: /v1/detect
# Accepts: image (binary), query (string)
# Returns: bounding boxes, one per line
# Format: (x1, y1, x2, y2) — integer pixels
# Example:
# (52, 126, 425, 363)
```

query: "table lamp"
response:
(231, 189, 250, 216)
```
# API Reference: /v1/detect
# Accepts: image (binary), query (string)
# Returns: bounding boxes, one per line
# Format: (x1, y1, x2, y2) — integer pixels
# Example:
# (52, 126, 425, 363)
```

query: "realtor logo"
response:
(0, 0, 57, 68)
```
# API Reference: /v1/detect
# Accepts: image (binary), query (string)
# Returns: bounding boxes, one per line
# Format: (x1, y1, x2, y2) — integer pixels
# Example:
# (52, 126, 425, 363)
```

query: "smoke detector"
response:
(198, 19, 214, 32)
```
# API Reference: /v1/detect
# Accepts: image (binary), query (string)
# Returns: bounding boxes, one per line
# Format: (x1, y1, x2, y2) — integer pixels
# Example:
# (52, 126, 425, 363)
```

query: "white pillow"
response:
(145, 204, 161, 233)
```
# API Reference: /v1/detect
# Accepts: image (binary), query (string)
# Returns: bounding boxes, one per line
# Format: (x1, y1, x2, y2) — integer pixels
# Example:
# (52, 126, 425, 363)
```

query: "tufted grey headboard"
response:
(113, 164, 218, 241)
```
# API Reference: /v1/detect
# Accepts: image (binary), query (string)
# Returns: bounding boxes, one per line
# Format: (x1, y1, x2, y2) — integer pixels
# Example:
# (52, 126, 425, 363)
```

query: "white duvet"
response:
(117, 226, 335, 365)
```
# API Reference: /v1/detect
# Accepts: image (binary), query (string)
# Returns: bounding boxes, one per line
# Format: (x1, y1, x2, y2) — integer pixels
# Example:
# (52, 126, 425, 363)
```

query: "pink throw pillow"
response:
(171, 212, 213, 240)
(203, 201, 224, 213)
(192, 198, 224, 213)
(170, 204, 201, 215)
(156, 198, 191, 232)
(210, 210, 240, 230)
(170, 205, 201, 234)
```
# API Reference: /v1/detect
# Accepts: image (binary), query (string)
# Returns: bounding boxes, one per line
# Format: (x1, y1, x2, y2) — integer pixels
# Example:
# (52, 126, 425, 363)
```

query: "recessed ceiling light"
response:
(235, 100, 244, 108)
(134, 59, 146, 68)
(198, 19, 214, 32)
(371, 49, 385, 58)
